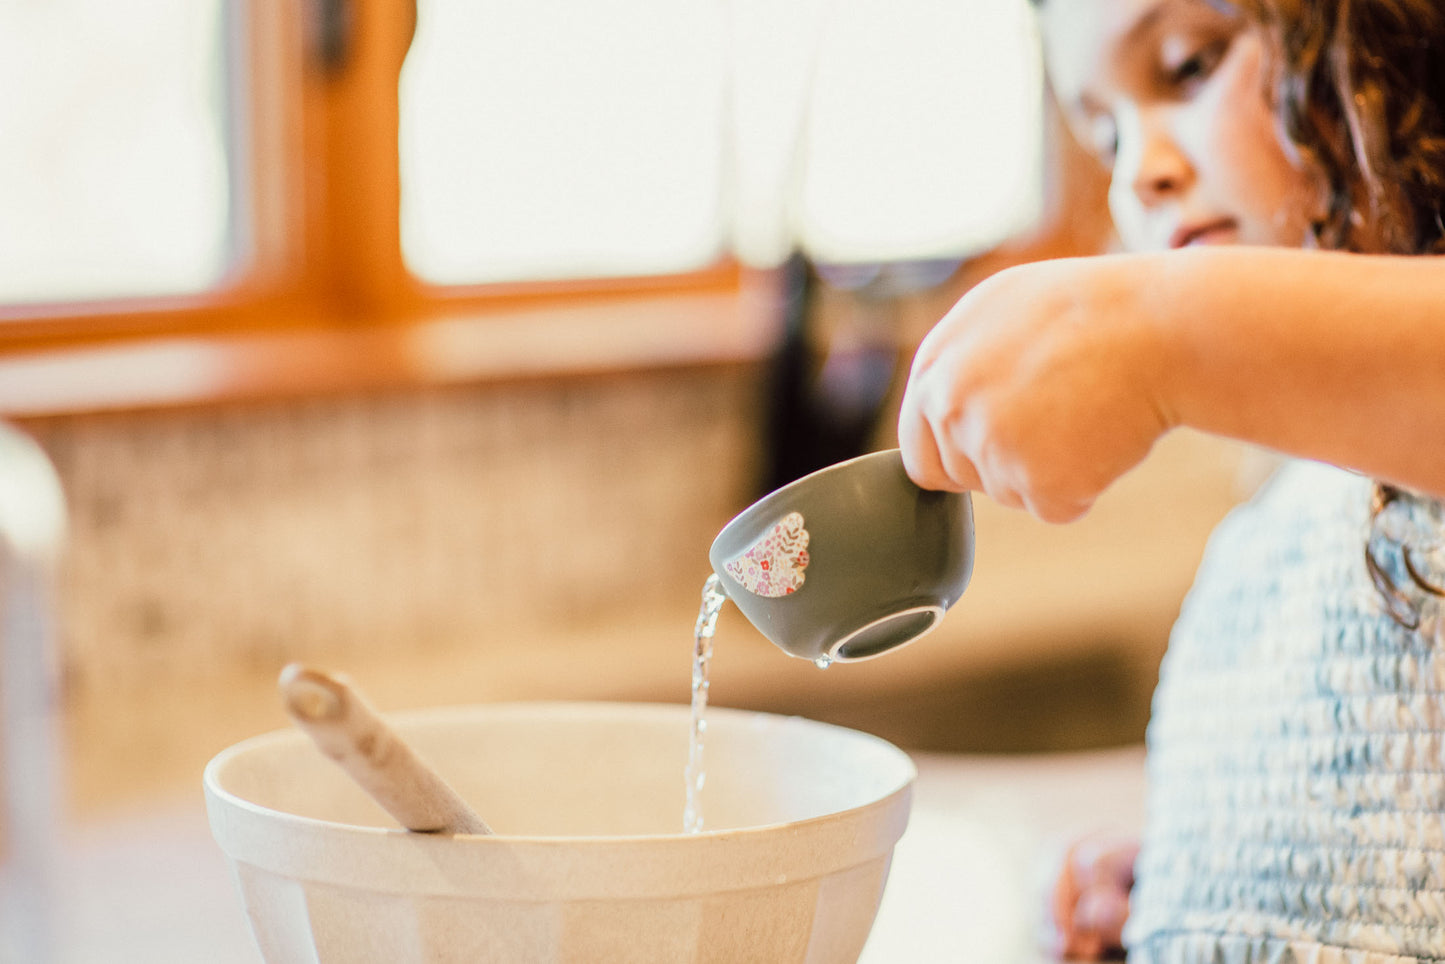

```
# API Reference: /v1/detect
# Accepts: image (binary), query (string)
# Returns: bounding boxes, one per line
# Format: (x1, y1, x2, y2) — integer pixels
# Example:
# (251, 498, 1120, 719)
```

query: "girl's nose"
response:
(1124, 126, 1192, 207)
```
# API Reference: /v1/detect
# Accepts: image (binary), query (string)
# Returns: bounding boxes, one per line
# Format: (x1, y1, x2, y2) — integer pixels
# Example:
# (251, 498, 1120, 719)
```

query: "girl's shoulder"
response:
(1204, 457, 1372, 565)
(1176, 458, 1435, 642)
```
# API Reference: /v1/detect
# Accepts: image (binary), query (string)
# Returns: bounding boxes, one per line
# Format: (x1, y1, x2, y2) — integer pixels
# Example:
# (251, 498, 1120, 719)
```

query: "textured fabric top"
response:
(1127, 459, 1445, 964)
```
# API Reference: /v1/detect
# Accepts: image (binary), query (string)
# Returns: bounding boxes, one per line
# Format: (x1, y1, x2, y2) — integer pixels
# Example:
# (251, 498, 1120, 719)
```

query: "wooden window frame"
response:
(0, 0, 775, 418)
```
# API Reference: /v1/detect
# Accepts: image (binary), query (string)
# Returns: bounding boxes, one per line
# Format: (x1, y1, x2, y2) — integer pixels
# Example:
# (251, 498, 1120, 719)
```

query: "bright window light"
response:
(400, 0, 729, 285)
(401, 0, 1043, 282)
(797, 0, 1043, 263)
(0, 0, 233, 305)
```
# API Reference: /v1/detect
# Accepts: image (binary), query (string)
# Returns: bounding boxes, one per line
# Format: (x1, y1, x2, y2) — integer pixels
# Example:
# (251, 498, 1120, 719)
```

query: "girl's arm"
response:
(898, 247, 1445, 518)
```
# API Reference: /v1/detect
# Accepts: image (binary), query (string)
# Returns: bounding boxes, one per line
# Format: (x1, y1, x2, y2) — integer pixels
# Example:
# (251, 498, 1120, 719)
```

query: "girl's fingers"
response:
(1049, 853, 1084, 954)
(1071, 883, 1129, 956)
(1071, 836, 1140, 891)
(981, 475, 1025, 511)
(898, 406, 981, 492)
(1048, 834, 1139, 959)
(938, 444, 985, 494)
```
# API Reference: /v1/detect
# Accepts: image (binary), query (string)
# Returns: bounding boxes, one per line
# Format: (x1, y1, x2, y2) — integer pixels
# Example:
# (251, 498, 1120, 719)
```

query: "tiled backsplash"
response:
(22, 369, 764, 698)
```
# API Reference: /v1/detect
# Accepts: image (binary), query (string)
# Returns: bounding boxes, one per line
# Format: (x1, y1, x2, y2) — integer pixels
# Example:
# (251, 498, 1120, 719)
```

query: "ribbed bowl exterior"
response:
(225, 852, 895, 963)
(205, 702, 915, 964)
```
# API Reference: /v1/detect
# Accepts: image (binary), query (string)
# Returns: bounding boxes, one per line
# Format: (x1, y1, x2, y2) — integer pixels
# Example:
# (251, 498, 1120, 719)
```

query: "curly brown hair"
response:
(1234, 0, 1445, 256)
(1238, 0, 1445, 626)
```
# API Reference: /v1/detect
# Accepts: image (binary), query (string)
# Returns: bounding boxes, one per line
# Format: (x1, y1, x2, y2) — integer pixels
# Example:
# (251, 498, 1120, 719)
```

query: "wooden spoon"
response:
(278, 663, 492, 835)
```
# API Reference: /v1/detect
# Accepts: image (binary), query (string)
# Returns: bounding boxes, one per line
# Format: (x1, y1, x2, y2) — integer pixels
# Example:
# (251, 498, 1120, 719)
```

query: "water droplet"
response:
(814, 654, 833, 670)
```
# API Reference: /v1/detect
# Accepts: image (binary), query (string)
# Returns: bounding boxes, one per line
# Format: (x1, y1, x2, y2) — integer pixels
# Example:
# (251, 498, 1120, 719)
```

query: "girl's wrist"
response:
(1131, 247, 1233, 438)
(1086, 251, 1189, 437)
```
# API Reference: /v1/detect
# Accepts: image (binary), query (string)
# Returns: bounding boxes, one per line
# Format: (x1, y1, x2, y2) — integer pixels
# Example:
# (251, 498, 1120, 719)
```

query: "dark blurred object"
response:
(738, 646, 1159, 754)
(306, 0, 354, 74)
(760, 252, 960, 493)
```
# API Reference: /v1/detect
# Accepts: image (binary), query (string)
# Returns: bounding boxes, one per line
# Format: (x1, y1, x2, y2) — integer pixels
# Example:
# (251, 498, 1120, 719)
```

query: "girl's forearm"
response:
(1138, 247, 1445, 497)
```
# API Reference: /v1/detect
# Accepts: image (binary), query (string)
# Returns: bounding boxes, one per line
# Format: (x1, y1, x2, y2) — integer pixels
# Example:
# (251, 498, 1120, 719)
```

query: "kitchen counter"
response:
(865, 746, 1146, 962)
(6, 744, 1146, 962)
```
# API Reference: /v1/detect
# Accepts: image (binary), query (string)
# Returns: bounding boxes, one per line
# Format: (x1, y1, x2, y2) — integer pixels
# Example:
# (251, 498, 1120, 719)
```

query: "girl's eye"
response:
(1164, 39, 1227, 94)
(1086, 116, 1119, 165)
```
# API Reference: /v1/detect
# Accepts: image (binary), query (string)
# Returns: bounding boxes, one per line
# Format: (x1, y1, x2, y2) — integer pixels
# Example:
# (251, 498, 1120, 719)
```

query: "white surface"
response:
(2, 801, 257, 964)
(13, 745, 1146, 963)
(865, 746, 1146, 963)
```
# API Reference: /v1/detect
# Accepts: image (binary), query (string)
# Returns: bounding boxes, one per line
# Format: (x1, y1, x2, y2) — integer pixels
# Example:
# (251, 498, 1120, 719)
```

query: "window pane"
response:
(0, 0, 234, 306)
(401, 0, 1043, 284)
(400, 0, 729, 285)
(796, 0, 1043, 263)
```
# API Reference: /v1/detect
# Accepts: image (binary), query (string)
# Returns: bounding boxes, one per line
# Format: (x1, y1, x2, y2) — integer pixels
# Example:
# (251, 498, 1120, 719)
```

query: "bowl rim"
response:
(204, 701, 917, 844)
(203, 702, 917, 899)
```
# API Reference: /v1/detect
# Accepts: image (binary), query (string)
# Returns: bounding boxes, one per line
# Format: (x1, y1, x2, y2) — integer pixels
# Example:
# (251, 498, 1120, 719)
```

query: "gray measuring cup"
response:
(709, 449, 974, 664)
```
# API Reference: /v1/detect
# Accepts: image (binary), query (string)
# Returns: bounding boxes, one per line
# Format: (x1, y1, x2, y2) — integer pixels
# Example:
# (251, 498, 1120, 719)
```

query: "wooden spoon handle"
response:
(278, 663, 492, 835)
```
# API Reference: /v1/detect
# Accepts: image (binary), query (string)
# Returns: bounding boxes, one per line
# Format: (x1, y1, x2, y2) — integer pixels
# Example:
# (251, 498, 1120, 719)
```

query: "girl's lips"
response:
(1170, 220, 1237, 248)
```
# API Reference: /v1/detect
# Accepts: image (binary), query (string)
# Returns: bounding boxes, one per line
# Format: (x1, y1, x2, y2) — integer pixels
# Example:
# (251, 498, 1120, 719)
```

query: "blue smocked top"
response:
(1127, 460, 1445, 964)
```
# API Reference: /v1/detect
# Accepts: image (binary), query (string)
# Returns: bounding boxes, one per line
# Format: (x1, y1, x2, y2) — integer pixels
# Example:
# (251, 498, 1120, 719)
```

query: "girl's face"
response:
(1040, 0, 1323, 252)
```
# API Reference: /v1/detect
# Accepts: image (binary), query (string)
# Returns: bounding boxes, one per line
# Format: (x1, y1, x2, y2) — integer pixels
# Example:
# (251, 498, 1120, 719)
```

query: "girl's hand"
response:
(1048, 832, 1139, 959)
(898, 257, 1173, 522)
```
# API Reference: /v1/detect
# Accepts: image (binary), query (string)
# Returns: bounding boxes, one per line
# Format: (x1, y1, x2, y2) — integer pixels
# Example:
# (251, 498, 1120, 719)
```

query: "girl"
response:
(898, 0, 1445, 960)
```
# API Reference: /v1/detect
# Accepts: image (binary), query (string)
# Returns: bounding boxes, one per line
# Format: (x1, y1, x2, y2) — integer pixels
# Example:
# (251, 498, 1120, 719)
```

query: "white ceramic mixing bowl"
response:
(204, 701, 915, 964)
